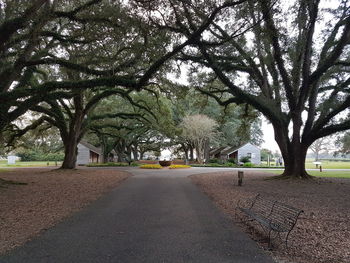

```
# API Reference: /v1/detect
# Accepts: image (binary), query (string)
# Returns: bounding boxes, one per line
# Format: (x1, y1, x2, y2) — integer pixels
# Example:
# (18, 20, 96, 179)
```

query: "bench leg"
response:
(267, 229, 273, 249)
(285, 230, 292, 249)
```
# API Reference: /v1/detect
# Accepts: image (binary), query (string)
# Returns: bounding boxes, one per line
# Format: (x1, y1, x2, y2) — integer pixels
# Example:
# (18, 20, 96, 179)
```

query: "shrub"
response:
(240, 156, 251, 163)
(169, 165, 191, 169)
(140, 164, 163, 169)
(208, 158, 219, 163)
(86, 162, 139, 167)
(159, 160, 172, 167)
(17, 150, 64, 161)
(191, 163, 225, 167)
(243, 162, 253, 167)
(228, 158, 236, 164)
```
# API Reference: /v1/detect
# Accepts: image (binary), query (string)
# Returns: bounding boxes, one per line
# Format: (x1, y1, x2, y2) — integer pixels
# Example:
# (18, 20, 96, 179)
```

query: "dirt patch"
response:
(190, 171, 350, 263)
(0, 168, 130, 254)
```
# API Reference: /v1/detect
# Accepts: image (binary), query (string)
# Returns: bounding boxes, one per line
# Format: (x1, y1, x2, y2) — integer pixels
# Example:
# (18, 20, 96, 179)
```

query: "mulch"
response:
(190, 171, 350, 263)
(0, 168, 130, 254)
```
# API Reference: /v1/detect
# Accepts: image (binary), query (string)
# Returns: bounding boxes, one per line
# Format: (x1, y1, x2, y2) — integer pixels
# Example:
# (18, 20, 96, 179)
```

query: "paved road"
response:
(0, 168, 274, 263)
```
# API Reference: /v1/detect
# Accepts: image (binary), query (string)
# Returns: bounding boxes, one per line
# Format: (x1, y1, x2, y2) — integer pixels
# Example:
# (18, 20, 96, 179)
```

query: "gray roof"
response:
(79, 140, 102, 155)
(221, 143, 259, 156)
(209, 146, 227, 156)
(221, 145, 241, 155)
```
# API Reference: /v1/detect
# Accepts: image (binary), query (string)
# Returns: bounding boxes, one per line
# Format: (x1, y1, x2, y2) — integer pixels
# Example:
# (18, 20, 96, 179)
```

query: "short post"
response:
(319, 165, 322, 172)
(47, 162, 49, 166)
(238, 171, 244, 186)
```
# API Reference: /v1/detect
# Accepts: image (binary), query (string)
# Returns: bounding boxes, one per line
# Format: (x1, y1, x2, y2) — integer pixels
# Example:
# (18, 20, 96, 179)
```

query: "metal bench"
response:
(237, 194, 303, 248)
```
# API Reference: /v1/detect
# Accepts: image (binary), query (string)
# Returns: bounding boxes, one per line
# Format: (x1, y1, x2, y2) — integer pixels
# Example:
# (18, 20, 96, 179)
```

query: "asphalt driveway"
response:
(0, 168, 274, 263)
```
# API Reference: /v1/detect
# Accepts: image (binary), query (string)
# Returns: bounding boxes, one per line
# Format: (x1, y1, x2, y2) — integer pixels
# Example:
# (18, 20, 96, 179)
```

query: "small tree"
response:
(335, 132, 350, 157)
(310, 137, 332, 161)
(260, 148, 273, 162)
(180, 114, 218, 164)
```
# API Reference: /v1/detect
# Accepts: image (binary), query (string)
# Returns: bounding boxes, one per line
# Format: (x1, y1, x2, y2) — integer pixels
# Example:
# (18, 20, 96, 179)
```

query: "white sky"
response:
(261, 117, 280, 152)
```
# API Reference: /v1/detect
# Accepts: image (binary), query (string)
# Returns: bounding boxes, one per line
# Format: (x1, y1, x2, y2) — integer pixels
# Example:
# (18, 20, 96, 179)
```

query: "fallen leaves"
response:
(191, 172, 350, 263)
(0, 168, 130, 254)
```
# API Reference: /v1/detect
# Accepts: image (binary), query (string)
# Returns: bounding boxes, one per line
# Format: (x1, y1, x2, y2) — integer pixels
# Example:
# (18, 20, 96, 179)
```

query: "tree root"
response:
(0, 178, 27, 188)
(265, 173, 314, 180)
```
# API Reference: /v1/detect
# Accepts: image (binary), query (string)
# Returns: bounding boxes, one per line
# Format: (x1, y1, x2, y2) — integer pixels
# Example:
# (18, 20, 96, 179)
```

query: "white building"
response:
(211, 143, 261, 165)
(77, 141, 102, 165)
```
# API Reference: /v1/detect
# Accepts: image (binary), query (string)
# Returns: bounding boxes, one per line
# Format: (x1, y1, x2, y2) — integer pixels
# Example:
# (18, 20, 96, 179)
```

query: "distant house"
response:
(77, 141, 102, 165)
(210, 143, 261, 165)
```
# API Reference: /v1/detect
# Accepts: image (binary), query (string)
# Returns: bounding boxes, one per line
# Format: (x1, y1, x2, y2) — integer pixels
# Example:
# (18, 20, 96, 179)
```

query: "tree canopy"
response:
(161, 0, 350, 178)
(2, 0, 349, 177)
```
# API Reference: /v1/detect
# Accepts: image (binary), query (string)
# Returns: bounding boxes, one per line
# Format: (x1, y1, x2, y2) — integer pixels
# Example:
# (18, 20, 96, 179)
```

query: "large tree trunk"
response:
(273, 124, 312, 179)
(181, 143, 189, 161)
(139, 151, 145, 160)
(281, 144, 311, 178)
(132, 144, 138, 161)
(61, 137, 79, 169)
(189, 145, 194, 161)
(99, 136, 109, 163)
(60, 93, 84, 169)
(117, 152, 123, 162)
(204, 139, 210, 163)
(115, 140, 125, 162)
(184, 150, 189, 161)
(101, 146, 109, 163)
(195, 143, 204, 164)
(126, 145, 132, 161)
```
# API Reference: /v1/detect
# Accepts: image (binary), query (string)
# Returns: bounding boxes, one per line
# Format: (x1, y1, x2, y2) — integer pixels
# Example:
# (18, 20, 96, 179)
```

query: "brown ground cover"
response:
(191, 171, 350, 263)
(0, 168, 130, 254)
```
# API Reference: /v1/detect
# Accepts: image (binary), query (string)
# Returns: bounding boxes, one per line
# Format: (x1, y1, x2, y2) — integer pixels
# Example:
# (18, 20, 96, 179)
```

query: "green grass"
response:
(305, 160, 350, 169)
(0, 160, 61, 167)
(307, 171, 350, 178)
(262, 160, 350, 169)
(259, 169, 350, 179)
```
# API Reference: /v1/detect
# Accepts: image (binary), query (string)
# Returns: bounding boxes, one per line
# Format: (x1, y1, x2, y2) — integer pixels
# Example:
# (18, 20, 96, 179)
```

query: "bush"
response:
(140, 164, 163, 169)
(86, 162, 139, 167)
(169, 165, 191, 169)
(228, 158, 236, 164)
(208, 158, 219, 163)
(243, 162, 253, 167)
(17, 151, 64, 161)
(191, 163, 237, 167)
(159, 160, 172, 167)
(240, 156, 251, 163)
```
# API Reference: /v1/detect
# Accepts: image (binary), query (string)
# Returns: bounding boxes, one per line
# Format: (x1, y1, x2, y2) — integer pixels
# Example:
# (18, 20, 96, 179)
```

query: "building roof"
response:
(209, 146, 227, 156)
(220, 143, 259, 156)
(79, 140, 102, 155)
(220, 145, 242, 155)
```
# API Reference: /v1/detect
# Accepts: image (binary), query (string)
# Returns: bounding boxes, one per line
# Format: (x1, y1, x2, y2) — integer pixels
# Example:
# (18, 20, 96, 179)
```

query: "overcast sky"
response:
(261, 118, 280, 152)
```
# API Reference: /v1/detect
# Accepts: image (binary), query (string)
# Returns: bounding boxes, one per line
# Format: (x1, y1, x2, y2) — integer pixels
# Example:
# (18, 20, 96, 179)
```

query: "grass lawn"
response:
(305, 160, 350, 169)
(0, 160, 62, 168)
(262, 160, 350, 169)
(262, 169, 350, 179)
